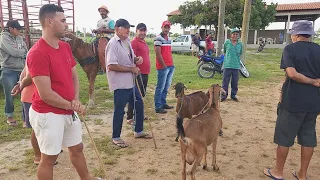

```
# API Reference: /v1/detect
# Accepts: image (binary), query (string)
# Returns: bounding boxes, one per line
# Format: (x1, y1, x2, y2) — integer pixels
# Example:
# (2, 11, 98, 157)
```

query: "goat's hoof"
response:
(212, 164, 220, 171)
(203, 165, 207, 170)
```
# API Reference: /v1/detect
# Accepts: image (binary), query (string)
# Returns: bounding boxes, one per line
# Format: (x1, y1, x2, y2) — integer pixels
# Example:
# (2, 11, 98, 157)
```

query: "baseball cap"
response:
(136, 23, 147, 30)
(161, 20, 171, 28)
(6, 20, 23, 30)
(288, 20, 315, 35)
(230, 28, 240, 34)
(115, 19, 135, 28)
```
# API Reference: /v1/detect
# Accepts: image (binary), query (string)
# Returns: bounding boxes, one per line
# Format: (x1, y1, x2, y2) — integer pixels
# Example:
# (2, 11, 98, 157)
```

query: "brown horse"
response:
(63, 33, 106, 108)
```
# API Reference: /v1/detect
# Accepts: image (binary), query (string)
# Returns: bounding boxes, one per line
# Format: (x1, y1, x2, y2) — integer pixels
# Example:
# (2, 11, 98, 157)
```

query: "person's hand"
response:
(161, 64, 167, 69)
(135, 56, 143, 65)
(131, 67, 140, 75)
(312, 79, 320, 87)
(71, 100, 83, 112)
(78, 105, 87, 116)
(11, 84, 21, 96)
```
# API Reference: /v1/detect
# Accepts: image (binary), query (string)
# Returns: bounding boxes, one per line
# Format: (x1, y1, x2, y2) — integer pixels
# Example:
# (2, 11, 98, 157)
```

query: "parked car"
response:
(171, 35, 217, 56)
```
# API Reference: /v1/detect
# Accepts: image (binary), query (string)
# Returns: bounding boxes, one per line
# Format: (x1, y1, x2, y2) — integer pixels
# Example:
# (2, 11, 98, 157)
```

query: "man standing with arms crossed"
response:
(154, 21, 174, 114)
(126, 23, 150, 125)
(264, 20, 320, 180)
(27, 4, 102, 180)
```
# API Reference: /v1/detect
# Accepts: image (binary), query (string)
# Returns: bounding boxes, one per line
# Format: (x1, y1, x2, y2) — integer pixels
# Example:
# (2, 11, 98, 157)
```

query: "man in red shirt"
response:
(206, 33, 214, 56)
(126, 23, 150, 124)
(27, 4, 101, 180)
(154, 21, 174, 114)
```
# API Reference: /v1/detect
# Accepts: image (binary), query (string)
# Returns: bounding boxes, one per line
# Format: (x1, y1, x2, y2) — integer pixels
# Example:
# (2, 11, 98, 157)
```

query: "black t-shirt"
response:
(279, 41, 320, 112)
(192, 36, 200, 46)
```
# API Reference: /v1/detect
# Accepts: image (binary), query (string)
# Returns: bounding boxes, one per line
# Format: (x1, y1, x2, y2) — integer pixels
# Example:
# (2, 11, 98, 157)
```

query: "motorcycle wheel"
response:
(240, 61, 250, 78)
(198, 62, 215, 78)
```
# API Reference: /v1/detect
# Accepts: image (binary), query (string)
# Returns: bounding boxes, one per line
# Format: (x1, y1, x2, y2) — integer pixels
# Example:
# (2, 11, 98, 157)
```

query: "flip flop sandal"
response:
(293, 171, 308, 180)
(112, 140, 128, 148)
(7, 120, 18, 126)
(264, 168, 284, 180)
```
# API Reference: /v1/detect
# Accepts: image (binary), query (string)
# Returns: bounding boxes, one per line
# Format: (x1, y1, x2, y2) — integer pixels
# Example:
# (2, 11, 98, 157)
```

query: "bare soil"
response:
(1, 82, 320, 180)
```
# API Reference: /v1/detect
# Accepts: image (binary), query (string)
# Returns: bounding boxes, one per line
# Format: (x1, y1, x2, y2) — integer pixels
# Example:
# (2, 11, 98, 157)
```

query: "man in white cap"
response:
(264, 20, 320, 180)
(92, 5, 115, 73)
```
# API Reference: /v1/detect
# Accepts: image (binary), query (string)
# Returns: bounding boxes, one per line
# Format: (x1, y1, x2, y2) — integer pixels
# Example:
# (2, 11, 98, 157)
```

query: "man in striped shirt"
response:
(154, 21, 174, 114)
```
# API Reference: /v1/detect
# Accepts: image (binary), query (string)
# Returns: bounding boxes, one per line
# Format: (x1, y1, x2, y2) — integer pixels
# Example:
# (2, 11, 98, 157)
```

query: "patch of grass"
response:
(0, 47, 283, 144)
(92, 167, 105, 178)
(94, 119, 103, 125)
(146, 168, 158, 174)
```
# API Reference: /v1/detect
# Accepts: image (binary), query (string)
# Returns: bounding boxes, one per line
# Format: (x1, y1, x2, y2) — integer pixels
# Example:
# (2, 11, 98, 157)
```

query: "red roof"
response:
(276, 2, 320, 11)
(167, 2, 320, 16)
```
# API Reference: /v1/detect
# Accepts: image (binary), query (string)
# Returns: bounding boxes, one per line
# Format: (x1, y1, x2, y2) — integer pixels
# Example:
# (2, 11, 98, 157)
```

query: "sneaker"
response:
(231, 97, 239, 102)
(163, 104, 174, 109)
(155, 108, 167, 114)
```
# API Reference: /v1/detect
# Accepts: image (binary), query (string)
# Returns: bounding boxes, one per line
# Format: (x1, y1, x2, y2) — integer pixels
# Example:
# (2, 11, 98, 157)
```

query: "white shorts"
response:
(29, 107, 82, 155)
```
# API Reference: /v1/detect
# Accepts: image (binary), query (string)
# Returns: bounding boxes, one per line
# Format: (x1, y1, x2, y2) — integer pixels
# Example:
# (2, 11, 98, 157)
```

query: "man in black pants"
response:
(263, 20, 320, 180)
(126, 23, 151, 125)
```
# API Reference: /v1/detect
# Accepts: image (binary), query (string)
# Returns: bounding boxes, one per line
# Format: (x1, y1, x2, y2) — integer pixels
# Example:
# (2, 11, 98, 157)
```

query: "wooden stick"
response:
(135, 77, 158, 149)
(81, 114, 108, 178)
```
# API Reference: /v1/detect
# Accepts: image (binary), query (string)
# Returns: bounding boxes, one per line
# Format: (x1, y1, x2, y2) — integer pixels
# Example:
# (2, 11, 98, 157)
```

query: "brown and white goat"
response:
(176, 84, 226, 180)
(174, 82, 209, 141)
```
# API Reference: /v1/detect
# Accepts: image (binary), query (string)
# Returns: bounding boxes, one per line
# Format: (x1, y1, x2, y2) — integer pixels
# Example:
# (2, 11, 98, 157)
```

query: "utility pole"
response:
(216, 0, 226, 56)
(241, 0, 252, 63)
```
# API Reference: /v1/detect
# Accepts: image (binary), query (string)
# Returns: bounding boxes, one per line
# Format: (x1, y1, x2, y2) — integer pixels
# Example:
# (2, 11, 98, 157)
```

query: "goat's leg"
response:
(180, 143, 187, 180)
(202, 147, 207, 170)
(190, 154, 202, 180)
(211, 136, 219, 171)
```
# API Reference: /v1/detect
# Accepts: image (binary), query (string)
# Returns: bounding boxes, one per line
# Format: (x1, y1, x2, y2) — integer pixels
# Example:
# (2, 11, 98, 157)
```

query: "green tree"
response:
(169, 0, 277, 30)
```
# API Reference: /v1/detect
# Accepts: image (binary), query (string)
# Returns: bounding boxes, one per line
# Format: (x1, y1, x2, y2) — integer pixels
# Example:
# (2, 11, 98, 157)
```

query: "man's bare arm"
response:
(99, 28, 114, 33)
(20, 73, 32, 89)
(32, 76, 72, 110)
(286, 67, 320, 86)
(108, 64, 134, 72)
(154, 46, 166, 68)
(71, 66, 80, 100)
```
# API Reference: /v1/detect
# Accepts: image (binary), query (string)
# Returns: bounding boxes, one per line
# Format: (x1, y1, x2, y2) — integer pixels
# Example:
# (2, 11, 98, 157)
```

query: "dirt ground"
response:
(1, 82, 320, 180)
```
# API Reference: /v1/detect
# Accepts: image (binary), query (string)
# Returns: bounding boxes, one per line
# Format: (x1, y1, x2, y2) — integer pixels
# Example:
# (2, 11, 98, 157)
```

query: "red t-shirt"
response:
(206, 36, 213, 50)
(154, 33, 173, 70)
(27, 38, 76, 115)
(131, 37, 150, 74)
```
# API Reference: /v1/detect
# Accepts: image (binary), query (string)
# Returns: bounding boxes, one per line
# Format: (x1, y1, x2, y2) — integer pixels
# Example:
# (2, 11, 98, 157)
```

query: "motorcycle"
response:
(197, 54, 250, 79)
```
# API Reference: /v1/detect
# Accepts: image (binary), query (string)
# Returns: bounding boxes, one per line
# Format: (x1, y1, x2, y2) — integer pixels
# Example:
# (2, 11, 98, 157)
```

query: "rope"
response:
(136, 74, 157, 149)
(176, 97, 184, 115)
(80, 113, 108, 178)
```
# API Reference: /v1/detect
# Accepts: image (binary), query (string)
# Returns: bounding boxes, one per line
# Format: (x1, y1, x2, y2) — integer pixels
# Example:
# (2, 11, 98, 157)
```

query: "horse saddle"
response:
(95, 38, 108, 72)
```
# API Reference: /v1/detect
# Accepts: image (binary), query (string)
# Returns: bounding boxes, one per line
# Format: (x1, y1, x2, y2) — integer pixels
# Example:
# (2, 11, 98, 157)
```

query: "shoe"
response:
(155, 108, 167, 114)
(163, 104, 174, 109)
(231, 97, 239, 102)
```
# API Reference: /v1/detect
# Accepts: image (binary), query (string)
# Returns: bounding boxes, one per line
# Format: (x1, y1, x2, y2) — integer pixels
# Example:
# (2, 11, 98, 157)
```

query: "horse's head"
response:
(61, 32, 75, 42)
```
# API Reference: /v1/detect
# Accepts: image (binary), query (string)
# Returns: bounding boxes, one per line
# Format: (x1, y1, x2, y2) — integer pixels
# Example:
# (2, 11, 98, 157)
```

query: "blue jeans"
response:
(22, 102, 32, 128)
(222, 68, 239, 99)
(154, 66, 175, 110)
(207, 49, 213, 56)
(113, 87, 144, 140)
(0, 69, 21, 118)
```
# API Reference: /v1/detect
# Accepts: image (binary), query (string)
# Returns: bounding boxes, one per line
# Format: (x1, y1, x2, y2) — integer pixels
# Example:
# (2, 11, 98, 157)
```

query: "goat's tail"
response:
(176, 116, 185, 139)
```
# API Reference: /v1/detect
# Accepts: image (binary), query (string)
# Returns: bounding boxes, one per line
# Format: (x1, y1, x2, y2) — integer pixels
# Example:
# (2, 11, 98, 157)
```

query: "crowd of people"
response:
(0, 3, 319, 180)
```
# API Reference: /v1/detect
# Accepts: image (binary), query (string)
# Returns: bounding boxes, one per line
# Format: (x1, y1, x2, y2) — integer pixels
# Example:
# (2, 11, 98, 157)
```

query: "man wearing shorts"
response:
(27, 4, 101, 180)
(264, 20, 320, 180)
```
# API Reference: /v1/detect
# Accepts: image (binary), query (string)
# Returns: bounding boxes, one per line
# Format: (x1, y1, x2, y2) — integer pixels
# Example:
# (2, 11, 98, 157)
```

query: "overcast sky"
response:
(18, 0, 320, 33)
